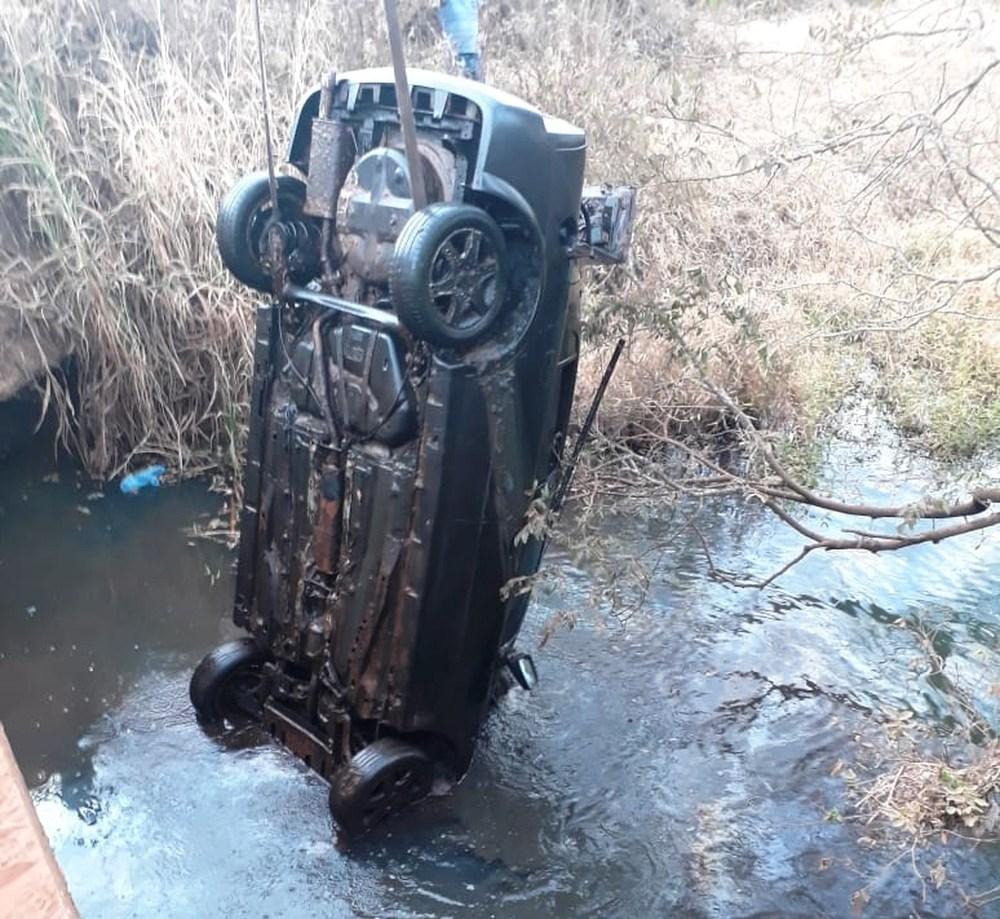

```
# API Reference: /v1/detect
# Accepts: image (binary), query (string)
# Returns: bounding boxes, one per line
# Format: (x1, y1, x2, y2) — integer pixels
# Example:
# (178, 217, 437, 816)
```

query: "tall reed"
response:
(1, 0, 996, 477)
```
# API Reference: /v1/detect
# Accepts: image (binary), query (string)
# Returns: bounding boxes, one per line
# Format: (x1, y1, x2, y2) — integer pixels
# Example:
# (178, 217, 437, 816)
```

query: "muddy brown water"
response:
(1, 414, 998, 918)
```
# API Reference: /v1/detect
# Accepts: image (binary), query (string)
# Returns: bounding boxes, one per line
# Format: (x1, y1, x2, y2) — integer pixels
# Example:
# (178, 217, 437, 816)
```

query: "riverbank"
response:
(1, 0, 997, 479)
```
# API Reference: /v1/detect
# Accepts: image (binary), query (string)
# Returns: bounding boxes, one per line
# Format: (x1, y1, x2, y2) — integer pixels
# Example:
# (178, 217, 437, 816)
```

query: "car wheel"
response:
(329, 738, 434, 836)
(216, 171, 307, 293)
(190, 637, 268, 726)
(390, 203, 509, 349)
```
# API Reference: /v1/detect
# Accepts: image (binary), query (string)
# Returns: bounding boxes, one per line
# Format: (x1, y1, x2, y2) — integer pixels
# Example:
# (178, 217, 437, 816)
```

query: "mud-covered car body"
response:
(193, 66, 634, 834)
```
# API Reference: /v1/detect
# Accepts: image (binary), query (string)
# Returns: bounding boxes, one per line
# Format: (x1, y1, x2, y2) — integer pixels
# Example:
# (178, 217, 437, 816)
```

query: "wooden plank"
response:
(0, 723, 78, 919)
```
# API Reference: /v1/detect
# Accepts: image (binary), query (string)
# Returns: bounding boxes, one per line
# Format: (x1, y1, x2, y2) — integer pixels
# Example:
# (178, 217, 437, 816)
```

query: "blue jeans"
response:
(438, 0, 481, 79)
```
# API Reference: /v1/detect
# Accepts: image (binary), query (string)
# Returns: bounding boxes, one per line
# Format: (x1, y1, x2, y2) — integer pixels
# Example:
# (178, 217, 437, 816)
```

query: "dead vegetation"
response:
(522, 0, 1000, 462)
(847, 618, 1000, 840)
(0, 0, 998, 478)
(832, 617, 1000, 910)
(0, 0, 432, 476)
(854, 745, 1000, 839)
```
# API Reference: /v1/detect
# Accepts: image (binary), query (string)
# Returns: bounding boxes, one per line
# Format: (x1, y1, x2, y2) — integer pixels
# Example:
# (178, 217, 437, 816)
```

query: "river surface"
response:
(1, 411, 998, 918)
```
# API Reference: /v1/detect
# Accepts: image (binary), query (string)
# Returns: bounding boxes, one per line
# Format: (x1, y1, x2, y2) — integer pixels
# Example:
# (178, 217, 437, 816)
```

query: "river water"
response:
(1, 412, 998, 918)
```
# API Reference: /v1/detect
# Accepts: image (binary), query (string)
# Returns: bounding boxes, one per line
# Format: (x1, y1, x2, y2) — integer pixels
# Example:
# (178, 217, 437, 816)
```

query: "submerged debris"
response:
(853, 743, 1000, 838)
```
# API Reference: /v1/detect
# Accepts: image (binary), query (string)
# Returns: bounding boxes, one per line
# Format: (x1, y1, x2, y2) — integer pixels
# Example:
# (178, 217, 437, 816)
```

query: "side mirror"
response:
(571, 185, 637, 265)
(507, 652, 538, 691)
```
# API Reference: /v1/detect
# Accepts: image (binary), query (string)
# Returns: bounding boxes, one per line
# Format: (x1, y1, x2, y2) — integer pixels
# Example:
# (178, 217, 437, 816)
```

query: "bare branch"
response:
(658, 322, 999, 585)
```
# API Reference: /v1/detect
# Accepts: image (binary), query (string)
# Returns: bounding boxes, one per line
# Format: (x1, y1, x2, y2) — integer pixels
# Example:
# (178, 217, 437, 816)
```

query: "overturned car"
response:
(190, 66, 634, 835)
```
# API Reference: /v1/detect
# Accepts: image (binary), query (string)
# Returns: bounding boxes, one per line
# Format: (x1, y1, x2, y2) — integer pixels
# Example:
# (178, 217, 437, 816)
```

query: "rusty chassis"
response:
(191, 65, 635, 835)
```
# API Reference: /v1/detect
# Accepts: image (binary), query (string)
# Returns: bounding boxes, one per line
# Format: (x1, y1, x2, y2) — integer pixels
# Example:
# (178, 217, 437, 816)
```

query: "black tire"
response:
(390, 203, 509, 348)
(329, 738, 433, 836)
(190, 637, 268, 726)
(216, 171, 306, 293)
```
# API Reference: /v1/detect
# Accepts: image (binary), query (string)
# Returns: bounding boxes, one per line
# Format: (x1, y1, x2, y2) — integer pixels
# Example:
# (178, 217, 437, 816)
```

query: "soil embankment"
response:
(0, 311, 64, 403)
(0, 308, 65, 458)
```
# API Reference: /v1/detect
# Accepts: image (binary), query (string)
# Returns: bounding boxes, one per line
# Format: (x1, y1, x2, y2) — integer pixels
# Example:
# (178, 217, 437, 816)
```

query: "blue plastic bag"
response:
(120, 465, 166, 495)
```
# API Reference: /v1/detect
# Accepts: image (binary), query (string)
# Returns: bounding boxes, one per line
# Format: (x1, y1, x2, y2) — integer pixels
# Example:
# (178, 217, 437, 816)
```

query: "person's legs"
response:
(457, 51, 482, 81)
(438, 0, 481, 80)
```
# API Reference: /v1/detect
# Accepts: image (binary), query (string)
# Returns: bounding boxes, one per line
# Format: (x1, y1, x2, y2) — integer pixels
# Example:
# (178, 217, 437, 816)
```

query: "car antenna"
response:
(383, 0, 428, 210)
(533, 336, 624, 564)
(252, 0, 280, 222)
(550, 337, 626, 514)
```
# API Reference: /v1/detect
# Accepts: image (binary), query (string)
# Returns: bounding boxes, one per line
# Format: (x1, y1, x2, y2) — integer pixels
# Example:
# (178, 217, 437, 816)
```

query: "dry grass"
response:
(841, 743, 1000, 909)
(0, 0, 998, 477)
(855, 744, 1000, 837)
(743, 619, 998, 917)
(0, 0, 441, 475)
(829, 616, 1000, 907)
(491, 0, 1000, 468)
